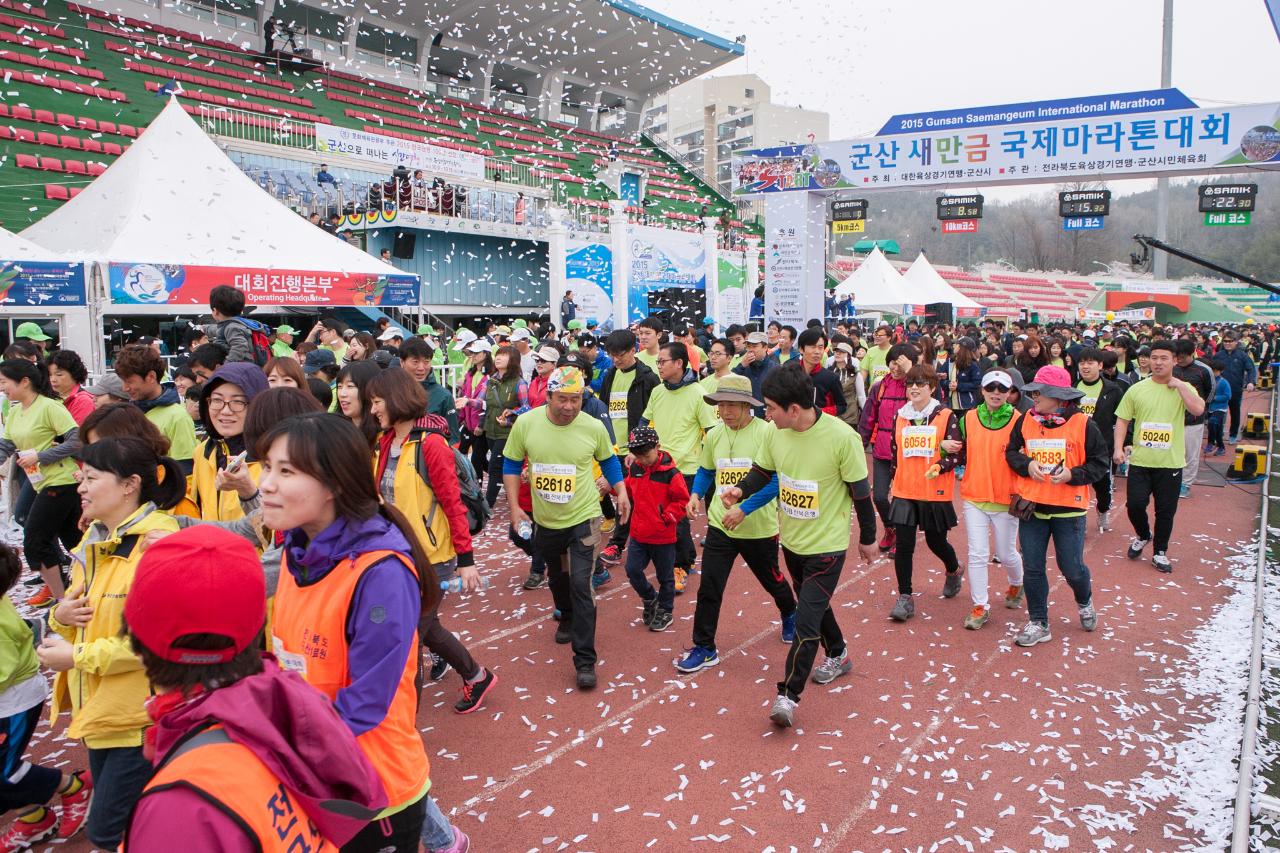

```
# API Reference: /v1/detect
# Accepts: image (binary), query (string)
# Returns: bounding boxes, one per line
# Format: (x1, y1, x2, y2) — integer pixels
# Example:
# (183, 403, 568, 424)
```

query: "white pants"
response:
(1183, 423, 1205, 487)
(962, 501, 1025, 608)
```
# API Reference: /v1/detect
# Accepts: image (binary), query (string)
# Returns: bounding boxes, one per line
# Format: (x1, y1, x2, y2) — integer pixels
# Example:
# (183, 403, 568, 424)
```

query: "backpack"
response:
(415, 427, 492, 536)
(229, 317, 272, 367)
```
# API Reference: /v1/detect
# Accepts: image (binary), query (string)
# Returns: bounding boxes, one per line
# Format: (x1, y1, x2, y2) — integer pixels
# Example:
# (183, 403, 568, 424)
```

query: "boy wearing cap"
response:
(677, 375, 797, 674)
(621, 426, 689, 632)
(1075, 348, 1124, 532)
(121, 527, 388, 852)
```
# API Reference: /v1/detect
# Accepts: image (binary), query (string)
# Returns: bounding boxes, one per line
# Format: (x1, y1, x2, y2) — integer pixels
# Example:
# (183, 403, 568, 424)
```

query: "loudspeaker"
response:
(392, 231, 416, 259)
(925, 302, 953, 326)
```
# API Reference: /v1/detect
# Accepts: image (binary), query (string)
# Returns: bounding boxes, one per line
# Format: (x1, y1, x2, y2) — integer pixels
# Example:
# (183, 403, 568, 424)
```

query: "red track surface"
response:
(23, 392, 1268, 852)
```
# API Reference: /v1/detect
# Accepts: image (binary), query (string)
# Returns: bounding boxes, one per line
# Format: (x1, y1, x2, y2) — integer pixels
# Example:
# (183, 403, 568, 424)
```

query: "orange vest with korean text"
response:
(271, 550, 429, 811)
(959, 409, 1018, 506)
(892, 408, 954, 502)
(1015, 411, 1090, 509)
(127, 726, 332, 852)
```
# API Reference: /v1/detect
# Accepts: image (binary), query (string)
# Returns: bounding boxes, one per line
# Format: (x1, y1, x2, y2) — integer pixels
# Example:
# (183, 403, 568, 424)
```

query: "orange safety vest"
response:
(892, 407, 954, 502)
(271, 550, 430, 811)
(1015, 411, 1090, 510)
(959, 409, 1018, 506)
(126, 726, 332, 852)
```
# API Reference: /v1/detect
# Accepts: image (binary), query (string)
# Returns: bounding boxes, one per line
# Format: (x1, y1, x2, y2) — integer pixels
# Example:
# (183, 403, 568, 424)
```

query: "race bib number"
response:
(779, 473, 819, 519)
(871, 364, 889, 384)
(1026, 437, 1067, 468)
(532, 463, 576, 504)
(608, 393, 628, 418)
(715, 457, 752, 495)
(1078, 396, 1097, 416)
(1137, 421, 1173, 450)
(900, 425, 937, 459)
(272, 636, 308, 678)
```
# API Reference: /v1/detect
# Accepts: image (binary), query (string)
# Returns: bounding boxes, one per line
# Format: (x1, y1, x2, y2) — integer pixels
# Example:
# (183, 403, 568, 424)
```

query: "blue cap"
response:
(303, 348, 337, 375)
(701, 316, 715, 326)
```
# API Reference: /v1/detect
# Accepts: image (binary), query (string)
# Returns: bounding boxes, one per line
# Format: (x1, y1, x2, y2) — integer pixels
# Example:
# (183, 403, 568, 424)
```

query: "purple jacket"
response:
(127, 658, 387, 852)
(282, 513, 421, 738)
(857, 375, 908, 461)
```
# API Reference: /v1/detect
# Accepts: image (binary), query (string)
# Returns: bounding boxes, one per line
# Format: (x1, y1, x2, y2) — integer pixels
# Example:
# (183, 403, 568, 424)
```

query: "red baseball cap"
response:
(125, 527, 265, 665)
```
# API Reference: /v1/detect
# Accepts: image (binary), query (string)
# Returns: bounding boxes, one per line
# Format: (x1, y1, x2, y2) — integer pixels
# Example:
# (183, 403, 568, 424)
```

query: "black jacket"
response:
(1173, 360, 1214, 426)
(1078, 376, 1125, 454)
(598, 360, 660, 439)
(1005, 409, 1110, 515)
(804, 363, 846, 416)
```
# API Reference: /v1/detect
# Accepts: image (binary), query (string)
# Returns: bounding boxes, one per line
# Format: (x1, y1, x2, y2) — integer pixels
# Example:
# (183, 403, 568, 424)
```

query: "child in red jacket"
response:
(623, 426, 690, 632)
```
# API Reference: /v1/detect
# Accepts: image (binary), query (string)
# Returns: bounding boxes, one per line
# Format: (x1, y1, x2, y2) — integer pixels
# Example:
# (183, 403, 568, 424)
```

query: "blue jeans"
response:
(624, 539, 676, 612)
(419, 794, 456, 850)
(87, 746, 152, 849)
(1017, 514, 1092, 625)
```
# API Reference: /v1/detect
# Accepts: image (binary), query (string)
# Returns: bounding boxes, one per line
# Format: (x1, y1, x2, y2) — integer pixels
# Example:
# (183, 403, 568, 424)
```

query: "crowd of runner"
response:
(0, 286, 1272, 851)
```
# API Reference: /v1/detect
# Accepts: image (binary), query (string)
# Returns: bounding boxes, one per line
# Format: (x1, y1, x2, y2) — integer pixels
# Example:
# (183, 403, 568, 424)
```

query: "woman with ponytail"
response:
(257, 413, 468, 853)
(0, 359, 82, 605)
(38, 436, 183, 850)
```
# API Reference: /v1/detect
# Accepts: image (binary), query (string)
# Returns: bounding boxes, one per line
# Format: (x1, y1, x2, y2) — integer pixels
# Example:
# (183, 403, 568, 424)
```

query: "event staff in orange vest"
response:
(257, 413, 469, 853)
(122, 526, 387, 852)
(955, 370, 1026, 631)
(886, 364, 964, 623)
(1004, 365, 1109, 648)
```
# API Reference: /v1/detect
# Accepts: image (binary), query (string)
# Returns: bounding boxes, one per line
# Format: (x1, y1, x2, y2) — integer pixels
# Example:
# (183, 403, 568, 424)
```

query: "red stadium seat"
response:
(14, 128, 33, 143)
(81, 138, 101, 153)
(64, 158, 85, 174)
(14, 153, 36, 168)
(118, 124, 136, 137)
(44, 183, 68, 200)
(33, 109, 54, 124)
(0, 125, 9, 139)
(69, 186, 81, 197)
(102, 141, 121, 156)
(35, 130, 57, 146)
(98, 120, 116, 134)
(86, 161, 105, 176)
(11, 105, 32, 121)
(55, 112, 74, 127)
(59, 134, 80, 149)
(40, 157, 61, 171)
(75, 116, 96, 131)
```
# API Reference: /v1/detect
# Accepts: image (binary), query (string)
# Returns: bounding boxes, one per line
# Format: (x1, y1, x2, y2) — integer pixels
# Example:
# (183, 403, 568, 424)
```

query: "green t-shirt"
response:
(700, 417, 777, 540)
(757, 411, 868, 555)
(4, 395, 78, 489)
(271, 340, 295, 358)
(607, 368, 635, 451)
(636, 350, 660, 371)
(504, 407, 615, 530)
(642, 381, 718, 474)
(1115, 378, 1186, 469)
(146, 403, 198, 462)
(862, 345, 891, 386)
(1075, 379, 1103, 417)
(322, 342, 348, 363)
(699, 373, 734, 423)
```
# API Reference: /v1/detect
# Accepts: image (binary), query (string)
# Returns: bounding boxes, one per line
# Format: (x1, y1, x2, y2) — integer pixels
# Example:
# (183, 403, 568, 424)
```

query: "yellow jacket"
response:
(373, 435, 457, 566)
(50, 503, 179, 748)
(188, 438, 261, 522)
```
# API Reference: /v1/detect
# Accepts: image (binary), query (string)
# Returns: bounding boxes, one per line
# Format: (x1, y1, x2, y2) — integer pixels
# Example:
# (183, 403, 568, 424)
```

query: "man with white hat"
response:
(731, 331, 776, 418)
(271, 324, 299, 359)
(510, 328, 536, 381)
(376, 326, 405, 353)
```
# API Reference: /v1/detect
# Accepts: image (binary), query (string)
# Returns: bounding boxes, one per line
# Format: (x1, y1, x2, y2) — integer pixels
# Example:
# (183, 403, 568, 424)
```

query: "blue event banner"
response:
(0, 260, 86, 306)
(877, 89, 1198, 135)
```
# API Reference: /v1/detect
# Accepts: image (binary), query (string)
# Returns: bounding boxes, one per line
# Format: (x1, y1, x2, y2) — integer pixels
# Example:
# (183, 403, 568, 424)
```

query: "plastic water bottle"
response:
(517, 520, 533, 541)
(440, 575, 490, 593)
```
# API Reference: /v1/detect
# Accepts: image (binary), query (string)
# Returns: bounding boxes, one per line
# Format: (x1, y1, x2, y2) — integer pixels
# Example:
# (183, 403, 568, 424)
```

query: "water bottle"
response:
(440, 575, 490, 593)
(517, 520, 533, 541)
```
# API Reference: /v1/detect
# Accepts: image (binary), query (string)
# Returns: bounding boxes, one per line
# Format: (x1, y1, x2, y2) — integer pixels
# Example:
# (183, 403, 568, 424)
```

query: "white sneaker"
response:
(1014, 621, 1052, 647)
(810, 649, 851, 685)
(1078, 599, 1097, 631)
(769, 694, 798, 728)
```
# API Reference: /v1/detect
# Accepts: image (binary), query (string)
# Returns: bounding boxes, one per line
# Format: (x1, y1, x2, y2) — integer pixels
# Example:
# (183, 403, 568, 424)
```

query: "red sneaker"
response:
(877, 529, 896, 553)
(599, 544, 622, 565)
(0, 808, 58, 851)
(57, 771, 93, 840)
(26, 585, 54, 609)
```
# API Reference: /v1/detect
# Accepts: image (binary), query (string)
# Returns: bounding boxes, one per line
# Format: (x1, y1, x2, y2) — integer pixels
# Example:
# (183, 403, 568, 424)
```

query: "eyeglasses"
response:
(905, 379, 932, 387)
(1026, 390, 1041, 399)
(983, 383, 1011, 392)
(208, 396, 248, 413)
(656, 358, 676, 366)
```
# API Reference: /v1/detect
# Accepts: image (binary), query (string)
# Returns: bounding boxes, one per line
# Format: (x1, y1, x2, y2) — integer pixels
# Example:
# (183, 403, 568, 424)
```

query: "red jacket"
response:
(624, 450, 690, 545)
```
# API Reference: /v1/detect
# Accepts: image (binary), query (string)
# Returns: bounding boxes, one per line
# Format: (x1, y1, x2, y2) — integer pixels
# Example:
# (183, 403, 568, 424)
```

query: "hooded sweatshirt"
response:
(191, 362, 270, 521)
(134, 383, 198, 472)
(280, 514, 420, 737)
(124, 658, 387, 852)
(858, 374, 908, 461)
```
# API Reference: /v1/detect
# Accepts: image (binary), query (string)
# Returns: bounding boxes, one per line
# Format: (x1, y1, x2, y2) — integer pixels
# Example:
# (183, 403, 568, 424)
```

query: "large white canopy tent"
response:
(832, 247, 918, 314)
(899, 253, 985, 317)
(0, 226, 58, 260)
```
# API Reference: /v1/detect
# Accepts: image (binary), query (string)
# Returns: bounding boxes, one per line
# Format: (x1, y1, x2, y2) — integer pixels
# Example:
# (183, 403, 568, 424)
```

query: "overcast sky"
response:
(638, 0, 1280, 199)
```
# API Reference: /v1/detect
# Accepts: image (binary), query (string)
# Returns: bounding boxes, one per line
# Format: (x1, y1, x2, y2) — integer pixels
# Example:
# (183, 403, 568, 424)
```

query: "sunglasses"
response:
(905, 379, 932, 387)
(983, 383, 1012, 392)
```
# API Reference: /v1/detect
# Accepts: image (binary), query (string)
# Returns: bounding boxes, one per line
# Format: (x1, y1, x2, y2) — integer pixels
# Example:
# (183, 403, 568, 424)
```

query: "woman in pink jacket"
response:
(455, 339, 493, 486)
(857, 343, 919, 554)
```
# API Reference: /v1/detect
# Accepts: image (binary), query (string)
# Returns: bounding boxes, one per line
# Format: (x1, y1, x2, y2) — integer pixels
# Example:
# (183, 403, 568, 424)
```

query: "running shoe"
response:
(769, 694, 798, 728)
(780, 612, 796, 644)
(591, 567, 611, 589)
(941, 568, 963, 599)
(963, 605, 989, 630)
(575, 667, 597, 689)
(889, 594, 915, 622)
(454, 669, 497, 714)
(674, 567, 688, 594)
(429, 826, 471, 853)
(55, 772, 92, 840)
(1097, 509, 1112, 534)
(878, 528, 896, 553)
(1078, 600, 1097, 632)
(429, 654, 451, 682)
(599, 544, 622, 565)
(26, 585, 53, 609)
(1179, 483, 1191, 499)
(1127, 538, 1150, 560)
(521, 571, 547, 590)
(641, 598, 657, 627)
(555, 622, 572, 644)
(0, 808, 57, 851)
(600, 518, 616, 535)
(1152, 551, 1173, 573)
(675, 646, 719, 673)
(810, 649, 851, 684)
(1014, 621, 1052, 647)
(649, 609, 673, 632)
(1004, 585, 1025, 610)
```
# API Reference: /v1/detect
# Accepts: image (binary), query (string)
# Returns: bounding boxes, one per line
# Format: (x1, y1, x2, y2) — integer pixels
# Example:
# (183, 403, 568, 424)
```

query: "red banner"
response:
(941, 219, 979, 234)
(108, 263, 419, 307)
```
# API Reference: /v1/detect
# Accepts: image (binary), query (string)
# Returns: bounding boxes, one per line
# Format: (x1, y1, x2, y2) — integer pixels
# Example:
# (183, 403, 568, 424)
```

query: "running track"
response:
(21, 390, 1269, 852)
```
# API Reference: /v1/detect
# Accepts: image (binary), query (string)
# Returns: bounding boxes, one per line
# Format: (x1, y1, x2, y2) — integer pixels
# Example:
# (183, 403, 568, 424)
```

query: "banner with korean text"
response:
(0, 260, 86, 306)
(624, 224, 705, 322)
(315, 123, 486, 181)
(107, 263, 419, 307)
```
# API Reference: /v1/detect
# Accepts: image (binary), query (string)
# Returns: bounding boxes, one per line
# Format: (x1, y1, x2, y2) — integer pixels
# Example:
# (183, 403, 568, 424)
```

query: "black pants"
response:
(777, 549, 845, 703)
(893, 524, 959, 595)
(87, 746, 151, 849)
(692, 527, 796, 651)
(419, 609, 480, 682)
(872, 457, 893, 526)
(459, 429, 488, 486)
(674, 473, 696, 569)
(24, 484, 81, 569)
(537, 519, 600, 670)
(1125, 465, 1182, 552)
(1092, 465, 1113, 513)
(342, 793, 426, 853)
(485, 436, 506, 507)
(0, 702, 59, 814)
(1229, 384, 1244, 438)
(607, 454, 630, 550)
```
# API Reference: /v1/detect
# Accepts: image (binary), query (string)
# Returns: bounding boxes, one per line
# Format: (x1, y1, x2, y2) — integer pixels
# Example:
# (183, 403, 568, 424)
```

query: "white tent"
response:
(900, 253, 984, 315)
(832, 247, 917, 313)
(0, 226, 58, 260)
(21, 98, 412, 301)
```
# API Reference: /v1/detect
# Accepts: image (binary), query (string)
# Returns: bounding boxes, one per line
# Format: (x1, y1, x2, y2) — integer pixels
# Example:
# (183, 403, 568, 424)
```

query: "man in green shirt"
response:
(699, 338, 735, 404)
(307, 318, 348, 363)
(1113, 340, 1205, 573)
(504, 367, 629, 690)
(861, 324, 893, 387)
(675, 375, 797, 674)
(112, 344, 198, 474)
(271, 324, 298, 359)
(723, 367, 878, 728)
(635, 317, 663, 371)
(642, 342, 718, 591)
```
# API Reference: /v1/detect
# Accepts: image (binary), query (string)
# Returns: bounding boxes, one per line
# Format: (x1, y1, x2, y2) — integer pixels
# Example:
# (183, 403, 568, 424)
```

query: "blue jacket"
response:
(732, 357, 776, 417)
(589, 351, 612, 394)
(1219, 347, 1257, 389)
(1209, 376, 1231, 413)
